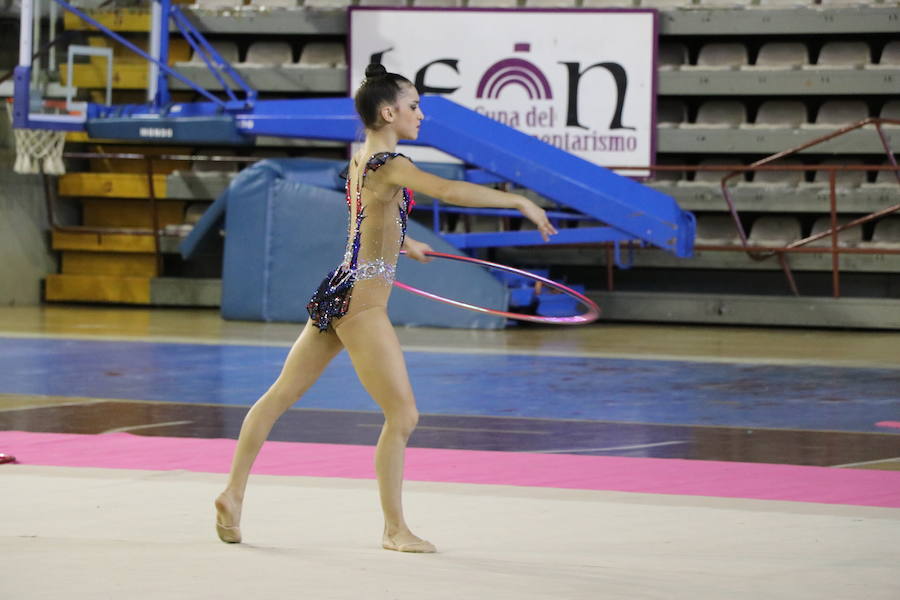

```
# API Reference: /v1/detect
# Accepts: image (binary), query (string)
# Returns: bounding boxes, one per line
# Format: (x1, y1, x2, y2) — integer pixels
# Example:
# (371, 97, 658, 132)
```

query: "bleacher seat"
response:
(658, 43, 688, 71)
(753, 0, 813, 8)
(695, 216, 743, 246)
(678, 158, 741, 187)
(861, 162, 900, 188)
(697, 0, 752, 8)
(248, 0, 297, 7)
(189, 41, 240, 65)
(748, 216, 802, 246)
(803, 159, 867, 189)
(359, 0, 406, 4)
(818, 0, 870, 6)
(686, 43, 748, 70)
(657, 99, 687, 128)
(880, 100, 900, 128)
(807, 217, 862, 248)
(807, 41, 871, 69)
(244, 42, 293, 66)
(639, 0, 694, 8)
(868, 41, 900, 70)
(860, 219, 900, 249)
(466, 0, 517, 6)
(302, 0, 353, 8)
(682, 100, 747, 128)
(412, 0, 463, 5)
(802, 100, 869, 129)
(738, 159, 805, 188)
(742, 100, 807, 128)
(749, 42, 809, 70)
(582, 0, 637, 6)
(297, 42, 346, 68)
(524, 0, 578, 6)
(195, 0, 242, 8)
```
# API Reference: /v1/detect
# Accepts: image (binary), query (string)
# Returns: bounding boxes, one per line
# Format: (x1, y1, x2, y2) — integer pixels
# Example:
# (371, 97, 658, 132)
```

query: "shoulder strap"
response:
(364, 151, 411, 173)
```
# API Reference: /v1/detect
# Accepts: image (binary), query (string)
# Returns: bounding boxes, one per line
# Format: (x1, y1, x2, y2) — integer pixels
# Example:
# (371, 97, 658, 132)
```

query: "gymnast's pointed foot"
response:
(214, 492, 243, 544)
(382, 528, 437, 553)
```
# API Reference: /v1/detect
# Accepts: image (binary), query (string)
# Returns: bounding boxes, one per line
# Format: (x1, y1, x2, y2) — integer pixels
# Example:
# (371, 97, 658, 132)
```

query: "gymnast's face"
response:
(384, 84, 424, 141)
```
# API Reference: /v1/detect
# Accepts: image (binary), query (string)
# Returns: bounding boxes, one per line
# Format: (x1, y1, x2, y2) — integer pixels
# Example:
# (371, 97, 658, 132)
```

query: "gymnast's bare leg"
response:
(334, 306, 436, 553)
(214, 320, 344, 543)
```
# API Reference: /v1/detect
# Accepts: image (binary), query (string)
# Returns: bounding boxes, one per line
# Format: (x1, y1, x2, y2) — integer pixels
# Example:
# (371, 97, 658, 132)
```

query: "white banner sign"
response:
(349, 8, 657, 175)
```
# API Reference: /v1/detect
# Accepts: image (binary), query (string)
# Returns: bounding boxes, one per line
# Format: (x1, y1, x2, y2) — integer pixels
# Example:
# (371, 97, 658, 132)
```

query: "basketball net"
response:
(5, 100, 67, 175)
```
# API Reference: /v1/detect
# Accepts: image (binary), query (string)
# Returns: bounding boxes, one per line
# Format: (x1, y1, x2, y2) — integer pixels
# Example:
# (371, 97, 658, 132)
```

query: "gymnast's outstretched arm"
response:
(381, 157, 559, 242)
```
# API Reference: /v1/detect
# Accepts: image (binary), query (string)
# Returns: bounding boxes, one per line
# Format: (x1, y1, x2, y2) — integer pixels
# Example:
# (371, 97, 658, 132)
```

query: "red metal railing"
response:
(608, 117, 900, 297)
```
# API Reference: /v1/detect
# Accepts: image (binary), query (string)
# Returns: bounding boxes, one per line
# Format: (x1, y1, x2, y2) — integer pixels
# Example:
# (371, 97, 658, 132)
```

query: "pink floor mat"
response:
(2, 430, 899, 508)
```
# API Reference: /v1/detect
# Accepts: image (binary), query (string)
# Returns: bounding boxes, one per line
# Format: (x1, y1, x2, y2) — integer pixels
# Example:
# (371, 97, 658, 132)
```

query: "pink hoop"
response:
(395, 251, 600, 325)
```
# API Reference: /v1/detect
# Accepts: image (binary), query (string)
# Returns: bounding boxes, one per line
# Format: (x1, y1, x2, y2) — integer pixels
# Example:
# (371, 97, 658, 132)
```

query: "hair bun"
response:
(364, 63, 388, 80)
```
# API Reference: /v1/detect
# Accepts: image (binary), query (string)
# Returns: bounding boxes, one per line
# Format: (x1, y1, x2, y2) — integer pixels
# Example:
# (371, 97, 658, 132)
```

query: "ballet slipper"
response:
(382, 534, 436, 553)
(214, 495, 242, 544)
(215, 522, 242, 544)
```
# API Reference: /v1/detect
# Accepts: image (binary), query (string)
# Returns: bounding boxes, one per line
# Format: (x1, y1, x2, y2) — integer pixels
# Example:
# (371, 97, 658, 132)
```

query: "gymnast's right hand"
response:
(517, 197, 558, 242)
(402, 237, 434, 263)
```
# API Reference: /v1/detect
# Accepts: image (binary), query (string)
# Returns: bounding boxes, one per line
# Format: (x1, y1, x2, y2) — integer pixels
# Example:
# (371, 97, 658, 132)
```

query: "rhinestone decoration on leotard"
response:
(353, 259, 396, 284)
(306, 152, 414, 332)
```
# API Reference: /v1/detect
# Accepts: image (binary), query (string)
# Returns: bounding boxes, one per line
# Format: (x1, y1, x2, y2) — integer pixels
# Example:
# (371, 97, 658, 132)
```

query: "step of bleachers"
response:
(45, 273, 152, 304)
(59, 173, 168, 198)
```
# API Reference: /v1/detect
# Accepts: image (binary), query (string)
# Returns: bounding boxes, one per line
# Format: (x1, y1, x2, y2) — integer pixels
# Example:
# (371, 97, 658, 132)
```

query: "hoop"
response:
(5, 98, 67, 175)
(395, 251, 600, 325)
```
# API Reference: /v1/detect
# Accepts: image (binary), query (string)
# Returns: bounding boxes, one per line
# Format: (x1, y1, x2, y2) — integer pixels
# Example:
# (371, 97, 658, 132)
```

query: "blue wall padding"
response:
(210, 158, 506, 329)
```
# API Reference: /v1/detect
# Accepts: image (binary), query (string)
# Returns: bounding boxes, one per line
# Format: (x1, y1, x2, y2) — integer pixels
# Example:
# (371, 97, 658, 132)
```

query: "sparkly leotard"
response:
(306, 152, 414, 332)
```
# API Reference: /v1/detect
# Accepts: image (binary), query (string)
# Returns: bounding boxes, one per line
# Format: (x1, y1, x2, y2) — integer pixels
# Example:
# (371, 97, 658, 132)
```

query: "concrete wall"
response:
(0, 110, 57, 306)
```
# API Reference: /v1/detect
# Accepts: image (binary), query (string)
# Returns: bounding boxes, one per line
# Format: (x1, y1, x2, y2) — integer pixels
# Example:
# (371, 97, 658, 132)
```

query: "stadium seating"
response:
(658, 43, 688, 70)
(749, 42, 809, 69)
(802, 100, 869, 129)
(297, 42, 346, 68)
(189, 41, 240, 65)
(804, 159, 867, 189)
(302, 0, 353, 8)
(807, 217, 862, 247)
(742, 100, 808, 128)
(657, 99, 687, 128)
(466, 0, 518, 6)
(244, 42, 293, 67)
(860, 219, 900, 249)
(738, 159, 805, 188)
(695, 215, 743, 246)
(582, 0, 637, 7)
(807, 41, 871, 69)
(869, 40, 900, 69)
(248, 0, 298, 7)
(682, 100, 747, 128)
(687, 43, 748, 70)
(412, 0, 464, 6)
(524, 0, 579, 6)
(748, 217, 802, 246)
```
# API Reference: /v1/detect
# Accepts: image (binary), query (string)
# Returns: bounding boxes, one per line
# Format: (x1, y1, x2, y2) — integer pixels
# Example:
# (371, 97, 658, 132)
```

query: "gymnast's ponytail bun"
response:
(364, 63, 388, 80)
(355, 64, 413, 129)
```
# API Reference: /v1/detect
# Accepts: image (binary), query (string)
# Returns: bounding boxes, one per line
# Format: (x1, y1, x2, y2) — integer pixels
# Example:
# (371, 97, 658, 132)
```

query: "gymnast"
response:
(214, 63, 558, 553)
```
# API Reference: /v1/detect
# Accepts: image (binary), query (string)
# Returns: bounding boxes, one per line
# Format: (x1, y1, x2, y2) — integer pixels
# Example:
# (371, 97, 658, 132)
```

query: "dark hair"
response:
(354, 64, 414, 129)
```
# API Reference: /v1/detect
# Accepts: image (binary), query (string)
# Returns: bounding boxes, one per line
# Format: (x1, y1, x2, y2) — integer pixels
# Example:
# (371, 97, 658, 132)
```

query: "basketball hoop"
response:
(5, 99, 68, 175)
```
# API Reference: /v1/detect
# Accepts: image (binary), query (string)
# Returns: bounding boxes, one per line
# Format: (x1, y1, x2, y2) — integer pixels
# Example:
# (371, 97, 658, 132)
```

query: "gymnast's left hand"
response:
(517, 197, 559, 242)
(402, 237, 434, 263)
